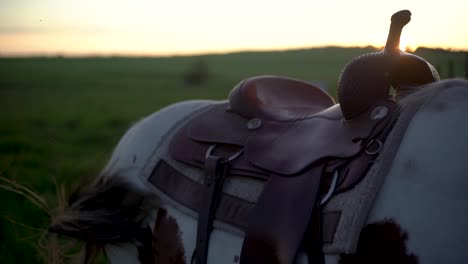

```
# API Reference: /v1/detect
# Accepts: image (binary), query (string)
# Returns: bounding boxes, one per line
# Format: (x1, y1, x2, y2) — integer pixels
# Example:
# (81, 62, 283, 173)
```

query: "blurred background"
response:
(1, 0, 467, 262)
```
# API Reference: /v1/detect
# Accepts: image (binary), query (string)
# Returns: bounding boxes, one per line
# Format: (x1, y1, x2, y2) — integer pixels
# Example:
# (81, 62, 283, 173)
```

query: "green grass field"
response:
(0, 47, 466, 263)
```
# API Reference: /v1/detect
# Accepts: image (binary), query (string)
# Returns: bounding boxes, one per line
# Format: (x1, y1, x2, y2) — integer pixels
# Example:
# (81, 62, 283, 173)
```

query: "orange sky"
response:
(1, 0, 467, 56)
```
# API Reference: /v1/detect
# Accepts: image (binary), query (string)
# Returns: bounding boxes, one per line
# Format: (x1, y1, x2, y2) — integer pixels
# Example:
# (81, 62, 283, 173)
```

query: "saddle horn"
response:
(338, 10, 440, 121)
(385, 10, 411, 55)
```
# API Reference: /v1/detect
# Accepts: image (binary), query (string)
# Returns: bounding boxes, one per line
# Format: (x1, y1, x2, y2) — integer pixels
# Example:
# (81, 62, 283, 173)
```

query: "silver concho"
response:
(246, 118, 262, 130)
(371, 106, 389, 120)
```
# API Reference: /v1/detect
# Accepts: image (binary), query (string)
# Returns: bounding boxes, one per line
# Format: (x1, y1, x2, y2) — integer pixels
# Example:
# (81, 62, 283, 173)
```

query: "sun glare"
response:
(399, 35, 409, 51)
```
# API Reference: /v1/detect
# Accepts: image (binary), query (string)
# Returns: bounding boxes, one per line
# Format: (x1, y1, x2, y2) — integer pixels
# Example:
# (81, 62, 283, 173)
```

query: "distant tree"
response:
(184, 59, 210, 86)
(465, 52, 468, 79)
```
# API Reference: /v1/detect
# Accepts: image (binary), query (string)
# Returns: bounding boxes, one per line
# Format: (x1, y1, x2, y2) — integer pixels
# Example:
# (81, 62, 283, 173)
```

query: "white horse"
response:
(49, 78, 468, 264)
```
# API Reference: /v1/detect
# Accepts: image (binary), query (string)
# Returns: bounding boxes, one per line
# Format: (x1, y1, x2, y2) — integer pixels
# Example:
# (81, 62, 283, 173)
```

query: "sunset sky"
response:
(1, 0, 467, 56)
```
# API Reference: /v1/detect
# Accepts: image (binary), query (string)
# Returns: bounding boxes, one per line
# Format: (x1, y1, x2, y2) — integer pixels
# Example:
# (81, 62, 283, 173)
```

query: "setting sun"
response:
(399, 35, 409, 51)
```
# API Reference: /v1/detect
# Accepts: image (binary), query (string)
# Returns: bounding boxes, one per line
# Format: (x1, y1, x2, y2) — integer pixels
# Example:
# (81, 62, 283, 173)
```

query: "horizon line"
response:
(1, 44, 467, 59)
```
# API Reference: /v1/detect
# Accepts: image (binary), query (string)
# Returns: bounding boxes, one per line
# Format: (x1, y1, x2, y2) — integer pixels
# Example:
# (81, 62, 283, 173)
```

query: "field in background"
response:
(0, 47, 466, 263)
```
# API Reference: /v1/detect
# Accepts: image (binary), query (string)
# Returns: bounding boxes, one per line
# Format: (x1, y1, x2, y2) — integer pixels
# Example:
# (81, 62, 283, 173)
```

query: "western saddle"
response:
(149, 10, 440, 264)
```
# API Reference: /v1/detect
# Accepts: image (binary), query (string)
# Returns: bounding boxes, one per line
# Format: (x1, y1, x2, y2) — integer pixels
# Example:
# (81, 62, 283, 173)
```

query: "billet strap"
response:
(304, 201, 325, 264)
(240, 165, 324, 264)
(195, 155, 230, 264)
(147, 160, 341, 244)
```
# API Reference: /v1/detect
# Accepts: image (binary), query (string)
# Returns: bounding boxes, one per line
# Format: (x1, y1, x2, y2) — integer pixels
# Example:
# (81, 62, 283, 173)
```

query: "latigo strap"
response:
(194, 155, 231, 264)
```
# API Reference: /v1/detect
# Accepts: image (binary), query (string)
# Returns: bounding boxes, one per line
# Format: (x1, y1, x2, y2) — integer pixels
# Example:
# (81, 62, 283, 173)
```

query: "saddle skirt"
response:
(179, 101, 393, 176)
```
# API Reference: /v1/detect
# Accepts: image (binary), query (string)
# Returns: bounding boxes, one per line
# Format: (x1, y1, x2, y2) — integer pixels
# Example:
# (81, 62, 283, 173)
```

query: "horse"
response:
(48, 10, 468, 264)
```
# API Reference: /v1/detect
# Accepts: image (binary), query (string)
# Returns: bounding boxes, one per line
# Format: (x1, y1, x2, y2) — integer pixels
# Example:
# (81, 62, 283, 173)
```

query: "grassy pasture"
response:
(0, 47, 466, 263)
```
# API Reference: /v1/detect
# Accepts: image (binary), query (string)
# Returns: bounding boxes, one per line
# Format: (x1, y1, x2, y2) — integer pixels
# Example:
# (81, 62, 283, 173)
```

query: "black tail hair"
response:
(49, 174, 159, 262)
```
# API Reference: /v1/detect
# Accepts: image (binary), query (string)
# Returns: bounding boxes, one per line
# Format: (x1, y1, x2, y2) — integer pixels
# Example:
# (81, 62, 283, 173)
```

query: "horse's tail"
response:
(48, 173, 159, 263)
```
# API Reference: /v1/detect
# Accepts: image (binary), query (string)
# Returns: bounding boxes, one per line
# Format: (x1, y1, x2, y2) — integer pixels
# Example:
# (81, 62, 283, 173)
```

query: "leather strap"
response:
(195, 155, 230, 264)
(304, 201, 325, 264)
(240, 165, 324, 264)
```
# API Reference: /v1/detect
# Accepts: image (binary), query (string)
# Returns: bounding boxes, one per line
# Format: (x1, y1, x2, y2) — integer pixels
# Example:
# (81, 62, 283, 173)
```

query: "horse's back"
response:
(369, 80, 468, 263)
(100, 99, 217, 187)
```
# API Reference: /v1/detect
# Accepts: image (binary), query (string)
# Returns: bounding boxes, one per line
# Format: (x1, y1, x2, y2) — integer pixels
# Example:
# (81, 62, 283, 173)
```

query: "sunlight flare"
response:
(399, 35, 409, 51)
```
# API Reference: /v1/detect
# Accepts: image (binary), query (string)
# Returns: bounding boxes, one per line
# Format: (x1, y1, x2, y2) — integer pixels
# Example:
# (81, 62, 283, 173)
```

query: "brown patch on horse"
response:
(240, 238, 281, 264)
(339, 219, 418, 264)
(152, 208, 186, 264)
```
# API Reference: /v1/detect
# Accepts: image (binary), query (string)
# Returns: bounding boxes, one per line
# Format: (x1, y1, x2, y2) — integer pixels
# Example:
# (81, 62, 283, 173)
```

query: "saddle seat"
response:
(229, 76, 336, 121)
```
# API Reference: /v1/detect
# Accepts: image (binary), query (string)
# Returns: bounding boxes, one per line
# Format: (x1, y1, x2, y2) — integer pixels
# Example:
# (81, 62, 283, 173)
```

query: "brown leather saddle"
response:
(167, 75, 397, 264)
